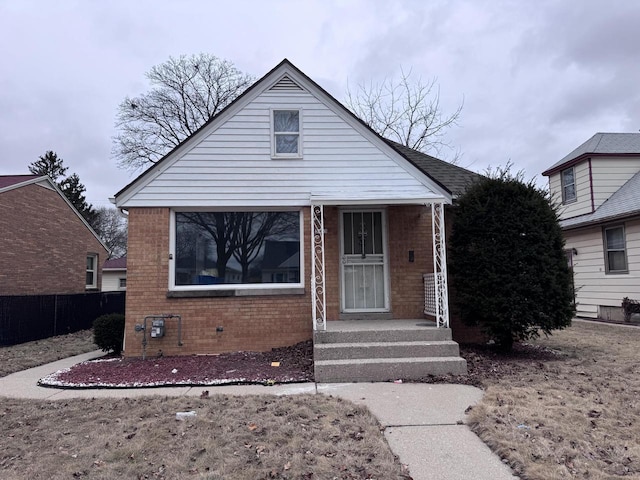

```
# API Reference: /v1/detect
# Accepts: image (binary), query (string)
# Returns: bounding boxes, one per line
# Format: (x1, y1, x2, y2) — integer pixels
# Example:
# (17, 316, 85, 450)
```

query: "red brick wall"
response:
(387, 205, 432, 318)
(0, 183, 108, 295)
(123, 207, 313, 357)
(315, 205, 430, 320)
(123, 204, 481, 357)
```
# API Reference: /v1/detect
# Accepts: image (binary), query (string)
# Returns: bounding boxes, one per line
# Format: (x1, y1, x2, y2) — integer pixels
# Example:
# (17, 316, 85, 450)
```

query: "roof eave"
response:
(543, 152, 640, 177)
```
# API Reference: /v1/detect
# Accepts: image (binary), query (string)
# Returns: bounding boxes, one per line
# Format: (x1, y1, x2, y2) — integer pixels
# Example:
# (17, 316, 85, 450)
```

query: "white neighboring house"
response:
(542, 133, 640, 320)
(102, 257, 127, 292)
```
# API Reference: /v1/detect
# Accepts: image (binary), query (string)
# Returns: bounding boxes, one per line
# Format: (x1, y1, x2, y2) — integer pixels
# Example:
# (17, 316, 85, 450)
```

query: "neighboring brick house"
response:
(0, 175, 108, 295)
(114, 59, 480, 359)
(543, 133, 640, 321)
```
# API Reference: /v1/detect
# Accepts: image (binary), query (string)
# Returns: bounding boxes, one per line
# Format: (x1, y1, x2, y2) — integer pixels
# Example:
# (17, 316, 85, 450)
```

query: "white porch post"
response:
(431, 202, 450, 328)
(311, 204, 327, 330)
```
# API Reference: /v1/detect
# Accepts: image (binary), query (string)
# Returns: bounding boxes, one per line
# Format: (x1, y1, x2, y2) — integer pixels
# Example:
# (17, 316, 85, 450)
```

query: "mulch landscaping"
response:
(37, 335, 559, 389)
(39, 340, 314, 388)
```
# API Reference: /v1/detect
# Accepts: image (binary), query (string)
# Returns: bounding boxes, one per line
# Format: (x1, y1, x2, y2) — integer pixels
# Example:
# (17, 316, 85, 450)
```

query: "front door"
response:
(340, 210, 389, 312)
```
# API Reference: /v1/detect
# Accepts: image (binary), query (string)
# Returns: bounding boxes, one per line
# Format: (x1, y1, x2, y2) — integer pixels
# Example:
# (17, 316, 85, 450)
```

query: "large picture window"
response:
(174, 211, 302, 287)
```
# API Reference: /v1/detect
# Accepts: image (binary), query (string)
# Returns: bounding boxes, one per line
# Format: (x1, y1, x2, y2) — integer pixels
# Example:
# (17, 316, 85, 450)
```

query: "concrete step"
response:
(314, 356, 468, 383)
(314, 340, 460, 361)
(314, 327, 452, 344)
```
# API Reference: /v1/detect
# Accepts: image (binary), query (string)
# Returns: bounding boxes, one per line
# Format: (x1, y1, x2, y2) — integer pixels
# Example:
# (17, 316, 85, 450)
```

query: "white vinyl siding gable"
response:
(118, 79, 445, 208)
(590, 157, 640, 210)
(550, 160, 592, 220)
(564, 219, 640, 318)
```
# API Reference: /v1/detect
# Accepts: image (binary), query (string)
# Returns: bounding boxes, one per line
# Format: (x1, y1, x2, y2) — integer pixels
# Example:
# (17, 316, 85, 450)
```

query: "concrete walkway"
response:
(0, 351, 518, 480)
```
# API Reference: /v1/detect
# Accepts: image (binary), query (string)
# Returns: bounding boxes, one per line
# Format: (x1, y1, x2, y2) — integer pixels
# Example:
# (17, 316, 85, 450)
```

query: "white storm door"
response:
(340, 210, 389, 312)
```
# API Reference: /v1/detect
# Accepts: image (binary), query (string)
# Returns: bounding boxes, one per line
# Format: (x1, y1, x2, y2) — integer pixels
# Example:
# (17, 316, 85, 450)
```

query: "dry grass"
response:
(0, 330, 96, 378)
(468, 321, 640, 479)
(0, 394, 407, 480)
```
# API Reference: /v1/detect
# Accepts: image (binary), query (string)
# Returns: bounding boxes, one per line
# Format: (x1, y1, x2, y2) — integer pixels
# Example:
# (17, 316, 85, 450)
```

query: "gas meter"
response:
(150, 318, 165, 338)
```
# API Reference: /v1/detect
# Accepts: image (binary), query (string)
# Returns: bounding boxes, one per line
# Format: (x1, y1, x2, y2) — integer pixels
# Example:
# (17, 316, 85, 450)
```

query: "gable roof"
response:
(115, 59, 465, 206)
(385, 141, 481, 197)
(561, 170, 640, 230)
(0, 174, 109, 251)
(543, 133, 640, 176)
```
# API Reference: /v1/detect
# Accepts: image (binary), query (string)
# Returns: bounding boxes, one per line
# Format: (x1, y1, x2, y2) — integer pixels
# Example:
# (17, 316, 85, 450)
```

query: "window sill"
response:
(271, 155, 303, 160)
(167, 287, 306, 298)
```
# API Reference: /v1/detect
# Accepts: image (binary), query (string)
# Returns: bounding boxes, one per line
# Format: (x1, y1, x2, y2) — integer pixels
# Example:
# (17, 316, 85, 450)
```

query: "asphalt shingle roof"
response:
(103, 257, 127, 270)
(386, 141, 482, 197)
(543, 133, 640, 175)
(561, 171, 640, 229)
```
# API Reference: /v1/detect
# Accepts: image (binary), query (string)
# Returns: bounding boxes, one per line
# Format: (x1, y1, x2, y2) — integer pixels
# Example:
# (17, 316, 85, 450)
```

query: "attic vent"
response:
(270, 75, 304, 91)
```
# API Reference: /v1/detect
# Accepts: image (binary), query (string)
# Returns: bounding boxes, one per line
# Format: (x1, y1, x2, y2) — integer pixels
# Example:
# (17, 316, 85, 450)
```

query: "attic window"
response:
(561, 167, 576, 204)
(272, 109, 302, 158)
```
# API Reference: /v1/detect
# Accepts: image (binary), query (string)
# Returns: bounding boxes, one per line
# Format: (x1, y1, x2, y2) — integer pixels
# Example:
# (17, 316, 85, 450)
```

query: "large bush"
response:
(93, 313, 125, 354)
(448, 169, 575, 351)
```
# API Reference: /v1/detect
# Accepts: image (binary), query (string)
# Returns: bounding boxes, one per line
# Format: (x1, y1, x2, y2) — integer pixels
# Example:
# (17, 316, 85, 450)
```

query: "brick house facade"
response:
(116, 60, 480, 357)
(0, 175, 108, 295)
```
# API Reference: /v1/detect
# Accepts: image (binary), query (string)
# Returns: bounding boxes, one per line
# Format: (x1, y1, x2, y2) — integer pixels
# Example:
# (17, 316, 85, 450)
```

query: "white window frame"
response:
(561, 166, 577, 204)
(86, 254, 98, 289)
(271, 108, 303, 159)
(603, 224, 628, 274)
(169, 209, 305, 291)
(118, 278, 127, 289)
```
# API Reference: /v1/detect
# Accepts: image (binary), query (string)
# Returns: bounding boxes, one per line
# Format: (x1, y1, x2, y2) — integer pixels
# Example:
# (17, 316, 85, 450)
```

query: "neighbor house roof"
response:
(561, 171, 640, 230)
(543, 133, 640, 176)
(0, 174, 41, 190)
(103, 257, 127, 270)
(386, 141, 481, 197)
(116, 59, 480, 205)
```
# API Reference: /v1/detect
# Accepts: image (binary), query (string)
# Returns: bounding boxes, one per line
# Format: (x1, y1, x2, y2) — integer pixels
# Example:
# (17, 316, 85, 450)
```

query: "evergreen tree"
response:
(29, 151, 96, 225)
(448, 167, 575, 351)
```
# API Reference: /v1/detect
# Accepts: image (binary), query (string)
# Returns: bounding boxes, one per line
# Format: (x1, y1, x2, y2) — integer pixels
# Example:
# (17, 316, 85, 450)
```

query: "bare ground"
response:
(464, 321, 640, 480)
(0, 330, 96, 378)
(0, 394, 410, 480)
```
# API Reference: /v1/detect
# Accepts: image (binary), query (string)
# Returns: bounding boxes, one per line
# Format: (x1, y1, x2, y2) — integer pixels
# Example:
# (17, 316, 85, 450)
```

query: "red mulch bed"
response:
(38, 341, 313, 389)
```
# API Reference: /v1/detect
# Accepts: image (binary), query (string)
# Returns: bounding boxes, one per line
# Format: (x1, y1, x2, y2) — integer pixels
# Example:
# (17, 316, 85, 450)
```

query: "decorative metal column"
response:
(311, 204, 327, 330)
(431, 202, 450, 328)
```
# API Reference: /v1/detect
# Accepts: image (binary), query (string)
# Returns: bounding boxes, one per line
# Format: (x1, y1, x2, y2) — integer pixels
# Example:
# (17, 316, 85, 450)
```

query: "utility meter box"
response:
(150, 319, 165, 338)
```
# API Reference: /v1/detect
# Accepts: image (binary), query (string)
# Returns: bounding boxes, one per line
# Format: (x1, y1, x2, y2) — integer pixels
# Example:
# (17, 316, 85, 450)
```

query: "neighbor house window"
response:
(86, 254, 97, 288)
(173, 211, 302, 288)
(561, 167, 576, 203)
(604, 225, 628, 273)
(272, 110, 301, 157)
(119, 278, 127, 289)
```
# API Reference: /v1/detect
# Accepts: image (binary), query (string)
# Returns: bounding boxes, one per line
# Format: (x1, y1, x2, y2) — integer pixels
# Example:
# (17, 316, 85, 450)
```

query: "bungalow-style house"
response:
(102, 256, 127, 292)
(0, 174, 109, 295)
(543, 133, 640, 321)
(114, 59, 479, 380)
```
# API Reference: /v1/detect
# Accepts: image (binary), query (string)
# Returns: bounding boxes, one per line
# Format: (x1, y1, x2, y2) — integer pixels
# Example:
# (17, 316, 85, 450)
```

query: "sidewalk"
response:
(0, 351, 518, 480)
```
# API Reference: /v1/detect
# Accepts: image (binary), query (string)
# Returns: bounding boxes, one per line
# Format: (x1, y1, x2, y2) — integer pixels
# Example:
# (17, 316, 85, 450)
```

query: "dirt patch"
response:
(0, 394, 411, 480)
(40, 341, 314, 388)
(0, 329, 96, 378)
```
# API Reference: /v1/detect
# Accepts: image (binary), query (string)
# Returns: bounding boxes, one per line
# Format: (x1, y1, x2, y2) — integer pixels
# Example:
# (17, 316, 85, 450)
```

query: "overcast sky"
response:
(1, 0, 638, 208)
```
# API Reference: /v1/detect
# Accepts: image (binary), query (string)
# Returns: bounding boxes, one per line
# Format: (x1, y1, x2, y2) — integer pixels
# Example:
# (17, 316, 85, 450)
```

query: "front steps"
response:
(314, 320, 467, 382)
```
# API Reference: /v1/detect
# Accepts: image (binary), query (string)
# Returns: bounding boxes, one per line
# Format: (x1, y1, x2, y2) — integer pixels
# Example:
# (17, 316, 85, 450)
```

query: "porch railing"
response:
(423, 273, 436, 317)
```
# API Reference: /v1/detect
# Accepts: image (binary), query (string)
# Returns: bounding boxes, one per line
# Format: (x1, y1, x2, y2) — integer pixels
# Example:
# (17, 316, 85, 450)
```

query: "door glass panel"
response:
(373, 212, 382, 253)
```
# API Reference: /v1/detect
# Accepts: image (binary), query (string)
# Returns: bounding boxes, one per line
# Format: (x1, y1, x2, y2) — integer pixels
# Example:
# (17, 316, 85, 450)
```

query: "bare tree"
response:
(113, 54, 254, 171)
(345, 69, 463, 158)
(93, 207, 128, 258)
